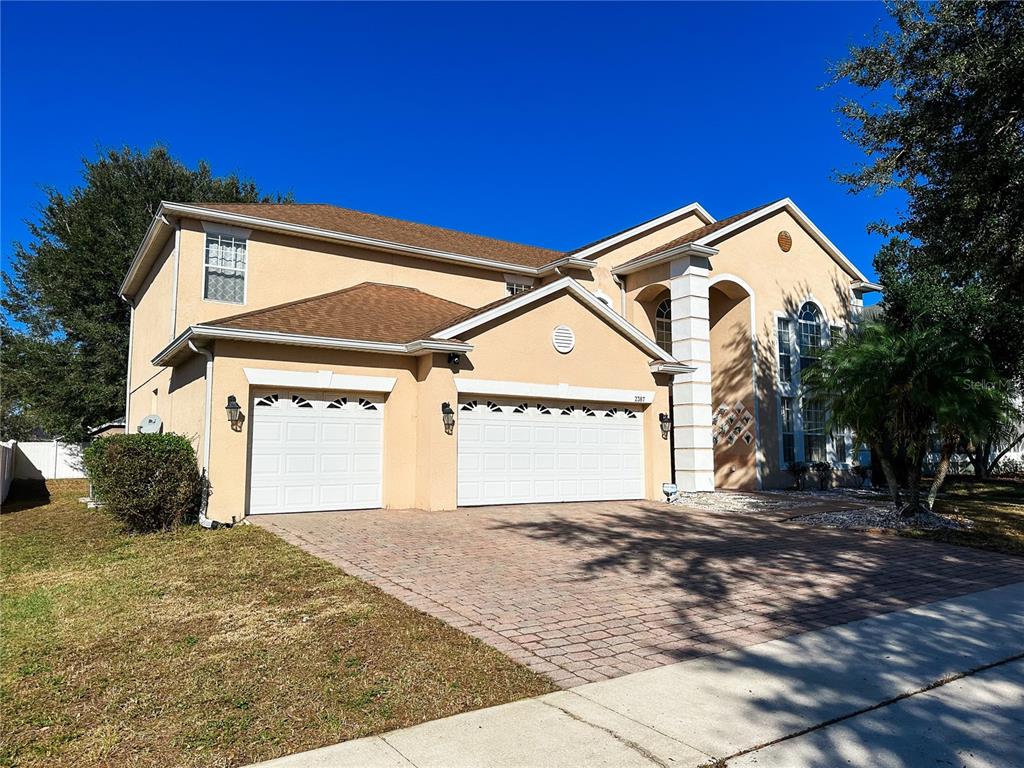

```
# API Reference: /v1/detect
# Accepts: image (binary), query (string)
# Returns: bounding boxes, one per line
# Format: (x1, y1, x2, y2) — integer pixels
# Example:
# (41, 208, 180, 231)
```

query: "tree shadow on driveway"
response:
(489, 501, 1024, 662)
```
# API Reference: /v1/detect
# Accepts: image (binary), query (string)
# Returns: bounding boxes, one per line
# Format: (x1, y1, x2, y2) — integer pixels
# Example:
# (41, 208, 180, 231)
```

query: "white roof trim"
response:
(649, 361, 696, 375)
(243, 367, 397, 393)
(454, 378, 656, 405)
(569, 202, 715, 261)
(152, 325, 472, 366)
(122, 202, 589, 298)
(852, 279, 883, 293)
(431, 276, 679, 363)
(611, 242, 718, 276)
(693, 198, 871, 282)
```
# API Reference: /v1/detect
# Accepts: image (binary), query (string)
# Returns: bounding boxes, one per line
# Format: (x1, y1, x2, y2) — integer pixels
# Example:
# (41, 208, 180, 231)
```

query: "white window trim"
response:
(202, 230, 249, 305)
(503, 273, 535, 296)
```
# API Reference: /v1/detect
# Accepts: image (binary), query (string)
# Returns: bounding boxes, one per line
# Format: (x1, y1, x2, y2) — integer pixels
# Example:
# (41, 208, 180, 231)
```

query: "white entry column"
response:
(670, 253, 715, 492)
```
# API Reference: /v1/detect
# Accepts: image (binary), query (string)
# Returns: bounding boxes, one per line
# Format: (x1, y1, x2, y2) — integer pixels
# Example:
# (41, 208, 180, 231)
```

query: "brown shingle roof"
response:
(613, 201, 780, 271)
(193, 203, 563, 269)
(206, 282, 475, 344)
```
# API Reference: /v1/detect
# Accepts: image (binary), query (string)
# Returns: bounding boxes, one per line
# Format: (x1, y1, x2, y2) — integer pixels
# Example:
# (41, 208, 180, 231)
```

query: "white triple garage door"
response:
(458, 399, 645, 506)
(248, 390, 383, 514)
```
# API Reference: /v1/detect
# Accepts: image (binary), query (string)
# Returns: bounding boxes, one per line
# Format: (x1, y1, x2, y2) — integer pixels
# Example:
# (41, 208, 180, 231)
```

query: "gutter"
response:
(188, 340, 216, 530)
(649, 361, 697, 375)
(612, 242, 719, 276)
(852, 279, 883, 293)
(153, 325, 474, 367)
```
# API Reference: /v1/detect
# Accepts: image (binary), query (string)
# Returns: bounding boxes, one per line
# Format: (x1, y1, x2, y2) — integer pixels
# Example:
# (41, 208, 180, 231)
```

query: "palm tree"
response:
(804, 321, 1009, 515)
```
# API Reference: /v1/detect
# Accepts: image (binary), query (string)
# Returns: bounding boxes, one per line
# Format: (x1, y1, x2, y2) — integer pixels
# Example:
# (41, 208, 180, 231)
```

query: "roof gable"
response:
(569, 202, 715, 260)
(430, 277, 678, 363)
(611, 198, 871, 282)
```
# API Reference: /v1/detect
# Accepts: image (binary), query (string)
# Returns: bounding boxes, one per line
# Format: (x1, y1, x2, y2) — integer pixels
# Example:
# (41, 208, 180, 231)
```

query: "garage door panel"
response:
(284, 485, 316, 506)
(249, 389, 383, 514)
(321, 423, 351, 442)
(458, 399, 645, 506)
(320, 453, 350, 473)
(253, 421, 284, 442)
(535, 426, 556, 443)
(250, 453, 283, 474)
(509, 453, 532, 471)
(284, 422, 316, 442)
(535, 452, 557, 470)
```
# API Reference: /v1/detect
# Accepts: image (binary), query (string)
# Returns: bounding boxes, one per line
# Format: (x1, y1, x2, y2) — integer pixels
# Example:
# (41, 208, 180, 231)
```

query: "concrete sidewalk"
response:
(731, 658, 1024, 768)
(252, 582, 1024, 768)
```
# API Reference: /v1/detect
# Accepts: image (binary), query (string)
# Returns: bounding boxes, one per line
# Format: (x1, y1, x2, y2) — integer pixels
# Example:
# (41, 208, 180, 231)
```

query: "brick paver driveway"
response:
(254, 501, 1024, 688)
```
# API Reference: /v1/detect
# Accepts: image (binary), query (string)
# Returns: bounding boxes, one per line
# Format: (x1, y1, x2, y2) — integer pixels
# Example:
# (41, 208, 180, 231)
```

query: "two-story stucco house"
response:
(120, 199, 879, 523)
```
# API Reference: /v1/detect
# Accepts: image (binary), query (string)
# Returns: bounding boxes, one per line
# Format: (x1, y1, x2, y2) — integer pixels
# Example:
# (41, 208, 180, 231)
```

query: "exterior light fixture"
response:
(226, 395, 242, 425)
(659, 412, 671, 440)
(447, 352, 461, 367)
(441, 401, 455, 435)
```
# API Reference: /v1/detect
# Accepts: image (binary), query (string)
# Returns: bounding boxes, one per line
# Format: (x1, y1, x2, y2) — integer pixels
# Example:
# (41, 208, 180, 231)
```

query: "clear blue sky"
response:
(2, 1, 898, 298)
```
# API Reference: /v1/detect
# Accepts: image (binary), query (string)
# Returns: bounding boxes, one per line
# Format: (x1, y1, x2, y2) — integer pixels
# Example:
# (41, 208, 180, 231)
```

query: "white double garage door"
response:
(248, 390, 645, 514)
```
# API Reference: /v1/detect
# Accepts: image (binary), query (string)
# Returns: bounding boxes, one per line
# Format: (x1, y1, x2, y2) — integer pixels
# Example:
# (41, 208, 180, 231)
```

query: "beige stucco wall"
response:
(173, 219, 510, 332)
(706, 210, 856, 488)
(175, 290, 673, 522)
(455, 292, 673, 500)
(127, 234, 177, 424)
(709, 287, 756, 490)
(586, 212, 707, 307)
(201, 343, 420, 521)
(125, 201, 862, 508)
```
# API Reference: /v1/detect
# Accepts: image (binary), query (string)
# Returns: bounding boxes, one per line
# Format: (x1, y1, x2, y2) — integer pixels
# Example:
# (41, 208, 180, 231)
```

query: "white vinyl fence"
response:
(0, 440, 15, 503)
(13, 441, 85, 481)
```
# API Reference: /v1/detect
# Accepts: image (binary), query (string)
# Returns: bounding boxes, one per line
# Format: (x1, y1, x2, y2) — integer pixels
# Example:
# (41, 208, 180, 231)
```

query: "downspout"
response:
(169, 221, 181, 337)
(123, 296, 136, 430)
(612, 273, 627, 317)
(189, 340, 215, 529)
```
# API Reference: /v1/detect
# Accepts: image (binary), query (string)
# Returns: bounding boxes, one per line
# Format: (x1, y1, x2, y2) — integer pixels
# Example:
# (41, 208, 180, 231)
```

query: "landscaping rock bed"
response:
(791, 507, 973, 531)
(674, 488, 973, 532)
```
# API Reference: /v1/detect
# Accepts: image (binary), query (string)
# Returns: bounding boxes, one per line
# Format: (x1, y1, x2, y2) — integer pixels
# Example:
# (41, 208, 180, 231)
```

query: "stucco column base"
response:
(670, 254, 715, 493)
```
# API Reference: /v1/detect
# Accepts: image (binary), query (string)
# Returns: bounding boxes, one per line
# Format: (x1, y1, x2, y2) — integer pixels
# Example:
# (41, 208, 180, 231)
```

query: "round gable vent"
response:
(778, 230, 793, 252)
(552, 325, 576, 354)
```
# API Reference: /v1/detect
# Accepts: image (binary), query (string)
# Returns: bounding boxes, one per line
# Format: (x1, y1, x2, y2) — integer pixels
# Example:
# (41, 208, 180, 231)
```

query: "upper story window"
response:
(506, 281, 531, 296)
(798, 302, 823, 370)
(204, 233, 247, 303)
(655, 298, 672, 352)
(505, 274, 534, 296)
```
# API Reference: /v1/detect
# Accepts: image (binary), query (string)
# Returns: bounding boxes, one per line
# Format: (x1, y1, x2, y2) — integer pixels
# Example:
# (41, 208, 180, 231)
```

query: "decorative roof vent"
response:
(778, 230, 793, 252)
(552, 325, 576, 354)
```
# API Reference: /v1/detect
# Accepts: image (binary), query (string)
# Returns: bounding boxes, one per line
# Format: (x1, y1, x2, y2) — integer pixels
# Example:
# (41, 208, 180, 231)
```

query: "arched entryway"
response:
(709, 276, 759, 490)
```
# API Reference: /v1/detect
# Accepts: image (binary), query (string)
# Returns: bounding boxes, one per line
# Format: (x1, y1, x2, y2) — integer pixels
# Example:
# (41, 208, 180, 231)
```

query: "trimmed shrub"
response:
(83, 433, 203, 532)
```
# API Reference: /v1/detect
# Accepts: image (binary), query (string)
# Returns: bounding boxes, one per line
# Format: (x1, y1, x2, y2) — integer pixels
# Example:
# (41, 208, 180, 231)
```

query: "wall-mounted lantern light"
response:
(447, 352, 461, 368)
(441, 401, 455, 435)
(659, 412, 671, 440)
(226, 395, 242, 426)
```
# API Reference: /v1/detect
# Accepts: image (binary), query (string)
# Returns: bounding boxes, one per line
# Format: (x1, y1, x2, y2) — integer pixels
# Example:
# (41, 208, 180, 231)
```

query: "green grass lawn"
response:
(1, 480, 554, 768)
(902, 476, 1024, 556)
